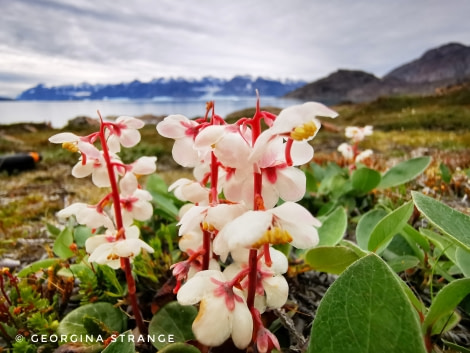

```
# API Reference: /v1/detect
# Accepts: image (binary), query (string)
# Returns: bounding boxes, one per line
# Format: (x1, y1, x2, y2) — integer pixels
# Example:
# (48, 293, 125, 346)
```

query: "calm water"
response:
(0, 97, 303, 128)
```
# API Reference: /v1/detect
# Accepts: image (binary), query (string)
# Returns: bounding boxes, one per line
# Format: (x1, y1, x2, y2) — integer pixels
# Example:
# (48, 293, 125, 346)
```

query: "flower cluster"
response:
(157, 100, 337, 351)
(49, 116, 156, 269)
(338, 125, 373, 169)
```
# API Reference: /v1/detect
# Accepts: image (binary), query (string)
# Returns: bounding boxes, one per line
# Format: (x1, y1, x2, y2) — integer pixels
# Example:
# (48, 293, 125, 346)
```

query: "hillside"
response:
(287, 42, 470, 103)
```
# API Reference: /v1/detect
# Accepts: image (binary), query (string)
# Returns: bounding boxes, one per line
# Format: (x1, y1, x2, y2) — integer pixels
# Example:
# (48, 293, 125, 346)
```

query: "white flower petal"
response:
(263, 275, 289, 309)
(231, 292, 253, 349)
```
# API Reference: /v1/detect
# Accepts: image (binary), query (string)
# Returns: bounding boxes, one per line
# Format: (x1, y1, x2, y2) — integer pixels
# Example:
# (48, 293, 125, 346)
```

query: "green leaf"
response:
(423, 278, 470, 334)
(412, 191, 470, 251)
(355, 209, 388, 251)
(378, 156, 431, 189)
(53, 226, 74, 259)
(387, 255, 420, 273)
(46, 222, 61, 237)
(351, 167, 381, 193)
(317, 206, 347, 246)
(17, 258, 61, 277)
(439, 162, 452, 183)
(368, 201, 414, 253)
(308, 254, 427, 353)
(57, 302, 127, 343)
(158, 343, 201, 353)
(102, 330, 135, 353)
(148, 301, 197, 350)
(74, 226, 93, 247)
(456, 247, 470, 277)
(305, 246, 362, 275)
(442, 339, 470, 353)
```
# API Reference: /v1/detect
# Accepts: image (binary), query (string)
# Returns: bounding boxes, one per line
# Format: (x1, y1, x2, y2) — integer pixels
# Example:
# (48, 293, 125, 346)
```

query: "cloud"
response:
(1, 0, 469, 97)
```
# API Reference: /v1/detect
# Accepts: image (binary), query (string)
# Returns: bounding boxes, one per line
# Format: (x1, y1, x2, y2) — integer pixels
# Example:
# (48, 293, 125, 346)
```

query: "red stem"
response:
(246, 249, 259, 309)
(97, 113, 146, 335)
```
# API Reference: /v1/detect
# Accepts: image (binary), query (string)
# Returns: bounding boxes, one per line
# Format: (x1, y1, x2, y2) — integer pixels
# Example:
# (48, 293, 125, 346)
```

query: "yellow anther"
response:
(251, 227, 293, 248)
(107, 253, 120, 261)
(290, 121, 318, 141)
(202, 222, 216, 232)
(62, 141, 79, 153)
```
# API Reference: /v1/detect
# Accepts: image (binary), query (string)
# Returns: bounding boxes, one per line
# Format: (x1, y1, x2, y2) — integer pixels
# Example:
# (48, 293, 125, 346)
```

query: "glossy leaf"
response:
(351, 167, 381, 193)
(148, 301, 197, 350)
(368, 201, 414, 253)
(378, 156, 431, 189)
(57, 302, 127, 343)
(309, 254, 427, 353)
(317, 206, 347, 246)
(305, 246, 362, 274)
(412, 191, 470, 251)
(423, 278, 470, 334)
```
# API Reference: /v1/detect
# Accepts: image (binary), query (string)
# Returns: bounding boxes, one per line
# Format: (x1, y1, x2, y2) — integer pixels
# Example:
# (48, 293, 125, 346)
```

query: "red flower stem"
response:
(247, 95, 264, 310)
(202, 230, 211, 271)
(97, 113, 146, 335)
(246, 249, 258, 309)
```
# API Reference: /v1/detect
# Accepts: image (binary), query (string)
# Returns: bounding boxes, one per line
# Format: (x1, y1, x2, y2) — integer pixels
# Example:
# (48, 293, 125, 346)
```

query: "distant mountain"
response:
(286, 42, 470, 103)
(16, 76, 306, 101)
(285, 70, 380, 104)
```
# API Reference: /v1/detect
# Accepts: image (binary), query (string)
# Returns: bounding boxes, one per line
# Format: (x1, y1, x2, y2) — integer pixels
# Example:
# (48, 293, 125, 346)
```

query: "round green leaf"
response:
(378, 156, 431, 189)
(317, 206, 348, 246)
(57, 302, 128, 343)
(412, 191, 470, 251)
(368, 201, 414, 253)
(309, 254, 427, 353)
(158, 342, 201, 353)
(351, 167, 381, 193)
(148, 301, 197, 350)
(305, 246, 362, 275)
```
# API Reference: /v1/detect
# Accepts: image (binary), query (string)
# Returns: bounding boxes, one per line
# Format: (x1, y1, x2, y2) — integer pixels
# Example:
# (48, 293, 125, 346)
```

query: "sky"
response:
(1, 0, 469, 98)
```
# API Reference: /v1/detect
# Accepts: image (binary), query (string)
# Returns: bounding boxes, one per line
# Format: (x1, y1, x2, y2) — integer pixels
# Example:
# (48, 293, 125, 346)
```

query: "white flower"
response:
(213, 202, 321, 260)
(58, 202, 114, 230)
(177, 203, 247, 237)
(224, 247, 289, 311)
(194, 125, 252, 169)
(71, 151, 114, 188)
(106, 116, 145, 152)
(128, 156, 157, 175)
(49, 132, 100, 158)
(270, 102, 338, 141)
(338, 142, 354, 160)
(177, 270, 253, 349)
(156, 114, 201, 167)
(86, 225, 154, 269)
(119, 173, 153, 225)
(345, 125, 373, 143)
(169, 178, 209, 204)
(356, 149, 373, 163)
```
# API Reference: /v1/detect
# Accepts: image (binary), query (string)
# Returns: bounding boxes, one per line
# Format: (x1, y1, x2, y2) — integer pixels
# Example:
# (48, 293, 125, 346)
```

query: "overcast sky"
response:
(1, 0, 469, 98)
